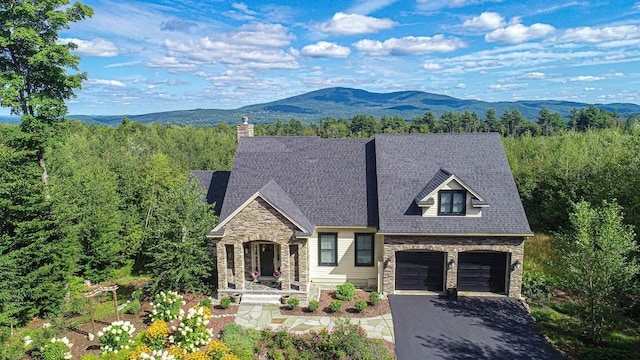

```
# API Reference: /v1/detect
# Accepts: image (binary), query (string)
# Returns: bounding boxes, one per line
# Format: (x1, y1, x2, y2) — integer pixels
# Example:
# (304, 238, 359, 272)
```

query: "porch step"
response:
(240, 294, 282, 306)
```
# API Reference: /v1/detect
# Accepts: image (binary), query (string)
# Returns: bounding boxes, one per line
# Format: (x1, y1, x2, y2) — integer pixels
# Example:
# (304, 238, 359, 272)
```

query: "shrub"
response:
(40, 337, 73, 360)
(221, 324, 261, 360)
(198, 298, 213, 308)
(354, 300, 367, 312)
(127, 344, 151, 360)
(369, 291, 380, 305)
(268, 349, 284, 360)
(307, 300, 320, 312)
(131, 289, 144, 302)
(522, 268, 552, 302)
(150, 291, 185, 322)
(182, 350, 208, 360)
(335, 283, 356, 301)
(121, 299, 141, 315)
(219, 297, 231, 309)
(206, 340, 230, 359)
(329, 300, 342, 312)
(169, 307, 213, 352)
(144, 320, 169, 350)
(286, 297, 300, 309)
(98, 321, 136, 354)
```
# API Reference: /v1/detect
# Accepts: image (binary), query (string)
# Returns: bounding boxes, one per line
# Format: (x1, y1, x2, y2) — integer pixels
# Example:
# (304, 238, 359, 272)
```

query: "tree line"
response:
(255, 105, 637, 138)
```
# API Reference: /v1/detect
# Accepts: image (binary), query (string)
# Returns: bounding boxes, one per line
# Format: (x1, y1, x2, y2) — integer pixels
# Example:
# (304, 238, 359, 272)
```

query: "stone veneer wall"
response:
(215, 197, 310, 296)
(382, 236, 525, 298)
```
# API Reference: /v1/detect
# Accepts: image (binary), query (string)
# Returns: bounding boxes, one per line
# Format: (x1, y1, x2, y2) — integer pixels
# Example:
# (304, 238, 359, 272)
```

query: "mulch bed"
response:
(59, 293, 238, 358)
(279, 290, 391, 318)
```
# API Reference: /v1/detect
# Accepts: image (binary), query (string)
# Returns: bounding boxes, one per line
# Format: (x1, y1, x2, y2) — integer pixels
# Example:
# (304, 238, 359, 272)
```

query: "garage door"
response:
(457, 252, 507, 293)
(395, 251, 445, 291)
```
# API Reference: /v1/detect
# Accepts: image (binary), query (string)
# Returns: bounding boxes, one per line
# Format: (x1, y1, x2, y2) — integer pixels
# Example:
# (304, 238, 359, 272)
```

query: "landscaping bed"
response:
(280, 289, 391, 318)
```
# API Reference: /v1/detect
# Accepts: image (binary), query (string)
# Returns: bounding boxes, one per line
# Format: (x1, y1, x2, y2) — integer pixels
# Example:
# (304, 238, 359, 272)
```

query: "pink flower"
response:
(273, 271, 281, 277)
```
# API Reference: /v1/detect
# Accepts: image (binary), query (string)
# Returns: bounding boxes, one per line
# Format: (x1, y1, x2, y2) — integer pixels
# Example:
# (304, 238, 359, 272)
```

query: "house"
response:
(194, 120, 532, 301)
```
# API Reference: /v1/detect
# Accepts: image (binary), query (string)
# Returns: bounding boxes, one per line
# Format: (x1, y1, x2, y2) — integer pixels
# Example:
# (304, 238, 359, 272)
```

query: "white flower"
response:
(42, 322, 52, 329)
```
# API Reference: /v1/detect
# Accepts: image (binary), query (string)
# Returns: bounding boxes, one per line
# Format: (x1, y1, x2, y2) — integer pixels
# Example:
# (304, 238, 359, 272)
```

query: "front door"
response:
(259, 244, 275, 276)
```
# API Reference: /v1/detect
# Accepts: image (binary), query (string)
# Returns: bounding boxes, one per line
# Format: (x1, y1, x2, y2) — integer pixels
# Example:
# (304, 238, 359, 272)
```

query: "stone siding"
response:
(382, 235, 525, 298)
(215, 197, 310, 295)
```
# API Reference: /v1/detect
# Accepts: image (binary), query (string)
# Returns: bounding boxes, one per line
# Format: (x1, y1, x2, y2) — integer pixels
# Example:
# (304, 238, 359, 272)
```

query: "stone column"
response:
(280, 244, 291, 291)
(446, 250, 458, 290)
(234, 244, 245, 289)
(298, 242, 309, 292)
(382, 245, 395, 294)
(217, 243, 227, 291)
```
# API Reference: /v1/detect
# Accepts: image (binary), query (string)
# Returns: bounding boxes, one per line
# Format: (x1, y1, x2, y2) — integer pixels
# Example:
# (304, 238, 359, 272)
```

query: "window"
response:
(438, 190, 466, 215)
(355, 233, 374, 266)
(318, 233, 337, 266)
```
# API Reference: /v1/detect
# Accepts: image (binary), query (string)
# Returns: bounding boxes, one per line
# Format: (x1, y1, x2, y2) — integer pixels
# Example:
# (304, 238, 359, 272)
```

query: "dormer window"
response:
(439, 190, 466, 215)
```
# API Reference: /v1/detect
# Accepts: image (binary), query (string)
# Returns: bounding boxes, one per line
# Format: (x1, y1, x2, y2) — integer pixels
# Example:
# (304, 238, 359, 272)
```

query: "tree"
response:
(537, 107, 565, 136)
(0, 143, 77, 325)
(145, 176, 218, 294)
(0, 0, 93, 185)
(560, 200, 639, 344)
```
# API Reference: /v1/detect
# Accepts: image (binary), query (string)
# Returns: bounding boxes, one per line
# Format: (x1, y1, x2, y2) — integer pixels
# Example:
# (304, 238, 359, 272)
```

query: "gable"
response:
(375, 133, 532, 235)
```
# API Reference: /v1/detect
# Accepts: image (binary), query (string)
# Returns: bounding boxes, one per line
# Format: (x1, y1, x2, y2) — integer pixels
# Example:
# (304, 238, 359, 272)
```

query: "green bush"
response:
(131, 289, 144, 301)
(329, 300, 342, 312)
(355, 300, 367, 312)
(268, 348, 285, 360)
(336, 283, 357, 301)
(198, 298, 213, 308)
(581, 346, 639, 360)
(287, 297, 300, 309)
(221, 324, 261, 360)
(219, 297, 231, 309)
(307, 300, 320, 312)
(369, 291, 380, 305)
(40, 337, 73, 360)
(149, 291, 185, 322)
(522, 268, 553, 302)
(121, 299, 141, 315)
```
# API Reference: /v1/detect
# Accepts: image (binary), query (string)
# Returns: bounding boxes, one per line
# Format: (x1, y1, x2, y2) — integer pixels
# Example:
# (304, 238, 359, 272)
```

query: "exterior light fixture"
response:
(383, 258, 392, 268)
(512, 259, 522, 271)
(448, 259, 456, 269)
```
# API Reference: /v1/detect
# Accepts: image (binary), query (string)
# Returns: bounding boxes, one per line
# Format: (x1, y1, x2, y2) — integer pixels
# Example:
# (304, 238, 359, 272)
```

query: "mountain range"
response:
(4, 87, 640, 126)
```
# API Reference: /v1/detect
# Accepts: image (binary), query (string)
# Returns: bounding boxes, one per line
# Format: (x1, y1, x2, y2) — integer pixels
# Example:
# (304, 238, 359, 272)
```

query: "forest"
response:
(2, 106, 639, 323)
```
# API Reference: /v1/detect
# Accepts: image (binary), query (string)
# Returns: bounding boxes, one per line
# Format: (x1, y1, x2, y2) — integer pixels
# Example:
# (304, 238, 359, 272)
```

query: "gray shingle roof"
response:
(256, 180, 314, 234)
(375, 133, 532, 235)
(189, 170, 230, 216)
(218, 137, 377, 228)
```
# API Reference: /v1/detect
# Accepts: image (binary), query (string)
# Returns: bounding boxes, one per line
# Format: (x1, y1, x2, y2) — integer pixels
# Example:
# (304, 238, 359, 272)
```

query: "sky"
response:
(39, 0, 640, 115)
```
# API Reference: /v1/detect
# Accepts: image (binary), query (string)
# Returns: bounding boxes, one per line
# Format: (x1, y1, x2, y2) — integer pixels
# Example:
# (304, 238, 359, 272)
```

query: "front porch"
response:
(216, 239, 310, 301)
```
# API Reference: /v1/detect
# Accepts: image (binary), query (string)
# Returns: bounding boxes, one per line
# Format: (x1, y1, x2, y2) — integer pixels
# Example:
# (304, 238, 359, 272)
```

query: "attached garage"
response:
(395, 251, 445, 291)
(457, 251, 508, 293)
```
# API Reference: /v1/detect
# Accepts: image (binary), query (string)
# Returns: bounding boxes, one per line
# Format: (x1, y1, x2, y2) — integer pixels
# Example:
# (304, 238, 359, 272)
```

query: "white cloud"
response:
(147, 57, 199, 73)
(584, 87, 595, 91)
(346, 0, 399, 15)
(417, 0, 501, 11)
(462, 12, 505, 30)
(422, 62, 443, 70)
(84, 79, 126, 87)
(559, 25, 639, 43)
(568, 76, 605, 82)
(520, 72, 547, 79)
(456, 83, 467, 88)
(490, 83, 528, 91)
(486, 23, 555, 43)
(159, 23, 299, 71)
(300, 41, 351, 58)
(353, 35, 465, 56)
(317, 12, 395, 35)
(59, 38, 119, 57)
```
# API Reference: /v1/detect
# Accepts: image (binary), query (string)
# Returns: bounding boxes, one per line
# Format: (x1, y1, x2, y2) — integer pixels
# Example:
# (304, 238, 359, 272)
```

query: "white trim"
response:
(418, 175, 486, 203)
(211, 192, 309, 233)
(379, 232, 533, 237)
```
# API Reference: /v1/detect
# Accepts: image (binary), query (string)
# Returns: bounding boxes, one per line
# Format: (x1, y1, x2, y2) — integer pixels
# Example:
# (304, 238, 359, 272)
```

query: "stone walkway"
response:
(235, 304, 395, 343)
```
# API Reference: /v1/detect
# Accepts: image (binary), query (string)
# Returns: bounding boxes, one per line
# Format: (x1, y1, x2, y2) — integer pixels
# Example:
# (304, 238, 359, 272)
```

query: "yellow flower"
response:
(127, 344, 152, 360)
(183, 350, 208, 360)
(145, 320, 169, 349)
(167, 346, 184, 359)
(194, 306, 212, 318)
(206, 340, 230, 357)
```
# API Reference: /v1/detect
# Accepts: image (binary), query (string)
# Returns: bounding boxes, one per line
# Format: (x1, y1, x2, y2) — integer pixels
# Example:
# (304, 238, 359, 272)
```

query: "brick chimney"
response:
(236, 116, 254, 138)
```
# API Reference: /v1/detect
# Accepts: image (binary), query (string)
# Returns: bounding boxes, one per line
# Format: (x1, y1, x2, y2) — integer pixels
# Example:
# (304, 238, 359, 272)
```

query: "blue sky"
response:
(49, 0, 640, 115)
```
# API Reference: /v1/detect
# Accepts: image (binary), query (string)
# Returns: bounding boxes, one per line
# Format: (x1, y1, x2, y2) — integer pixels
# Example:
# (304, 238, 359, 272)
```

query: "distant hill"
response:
(5, 87, 640, 126)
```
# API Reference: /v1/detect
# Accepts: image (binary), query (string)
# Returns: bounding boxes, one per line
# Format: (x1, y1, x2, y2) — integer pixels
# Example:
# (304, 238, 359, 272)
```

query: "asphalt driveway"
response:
(389, 295, 564, 360)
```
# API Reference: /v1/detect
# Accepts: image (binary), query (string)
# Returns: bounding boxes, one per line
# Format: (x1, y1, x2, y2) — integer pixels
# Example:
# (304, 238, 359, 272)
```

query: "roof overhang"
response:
(378, 232, 534, 237)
